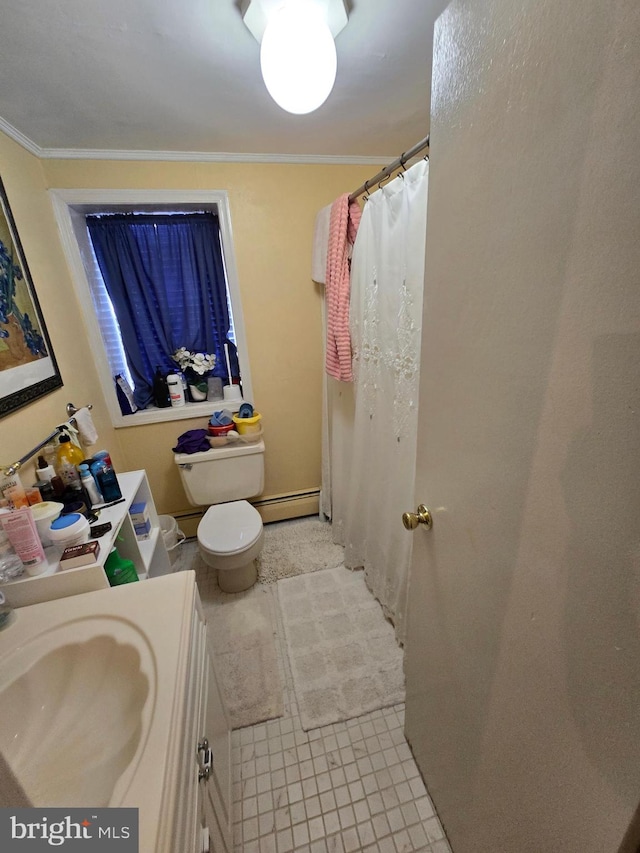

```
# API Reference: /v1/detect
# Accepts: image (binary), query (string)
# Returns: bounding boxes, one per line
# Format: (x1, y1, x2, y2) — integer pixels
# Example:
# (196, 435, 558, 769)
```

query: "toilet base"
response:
(197, 520, 263, 594)
(217, 560, 258, 593)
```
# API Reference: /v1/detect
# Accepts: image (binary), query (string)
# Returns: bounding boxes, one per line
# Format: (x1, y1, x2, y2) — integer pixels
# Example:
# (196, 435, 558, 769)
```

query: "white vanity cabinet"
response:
(170, 586, 232, 853)
(2, 469, 171, 608)
(0, 570, 231, 853)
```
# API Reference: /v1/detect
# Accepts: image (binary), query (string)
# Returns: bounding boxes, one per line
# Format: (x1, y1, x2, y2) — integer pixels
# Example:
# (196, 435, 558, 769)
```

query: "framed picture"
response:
(0, 176, 62, 418)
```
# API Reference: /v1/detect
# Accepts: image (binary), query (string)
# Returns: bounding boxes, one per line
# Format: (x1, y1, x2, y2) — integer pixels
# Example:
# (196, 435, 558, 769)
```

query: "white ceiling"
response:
(0, 0, 448, 161)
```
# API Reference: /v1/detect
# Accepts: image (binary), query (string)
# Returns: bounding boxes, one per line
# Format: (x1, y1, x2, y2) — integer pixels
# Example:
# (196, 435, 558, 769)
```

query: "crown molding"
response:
(38, 147, 390, 165)
(0, 115, 390, 165)
(0, 116, 44, 158)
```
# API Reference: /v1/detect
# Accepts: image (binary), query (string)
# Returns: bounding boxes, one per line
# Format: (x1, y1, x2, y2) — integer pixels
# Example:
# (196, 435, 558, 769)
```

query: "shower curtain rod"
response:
(349, 134, 430, 202)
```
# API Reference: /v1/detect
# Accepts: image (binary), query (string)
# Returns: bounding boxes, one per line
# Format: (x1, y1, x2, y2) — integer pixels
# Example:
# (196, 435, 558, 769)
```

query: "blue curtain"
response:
(86, 212, 235, 408)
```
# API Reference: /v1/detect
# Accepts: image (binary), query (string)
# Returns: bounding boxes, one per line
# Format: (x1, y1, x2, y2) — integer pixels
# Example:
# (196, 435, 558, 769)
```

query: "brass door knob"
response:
(402, 505, 433, 531)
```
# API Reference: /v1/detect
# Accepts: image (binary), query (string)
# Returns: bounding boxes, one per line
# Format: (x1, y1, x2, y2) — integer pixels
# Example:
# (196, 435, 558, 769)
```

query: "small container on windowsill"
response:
(188, 382, 208, 402)
(223, 384, 243, 404)
(207, 376, 223, 401)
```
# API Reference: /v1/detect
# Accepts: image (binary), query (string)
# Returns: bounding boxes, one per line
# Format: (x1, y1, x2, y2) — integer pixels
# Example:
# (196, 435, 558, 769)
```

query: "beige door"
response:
(403, 1, 640, 851)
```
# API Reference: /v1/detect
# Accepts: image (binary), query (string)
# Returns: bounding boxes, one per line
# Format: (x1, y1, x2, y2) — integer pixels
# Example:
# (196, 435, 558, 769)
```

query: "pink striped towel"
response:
(325, 193, 361, 381)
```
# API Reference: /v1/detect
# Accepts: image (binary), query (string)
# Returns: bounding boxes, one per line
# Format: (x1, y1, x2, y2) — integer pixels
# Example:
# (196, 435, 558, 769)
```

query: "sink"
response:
(0, 616, 156, 807)
(0, 571, 199, 853)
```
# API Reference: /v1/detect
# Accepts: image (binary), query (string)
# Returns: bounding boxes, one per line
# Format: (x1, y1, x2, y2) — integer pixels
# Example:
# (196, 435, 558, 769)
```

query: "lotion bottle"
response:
(0, 507, 46, 576)
(167, 373, 186, 407)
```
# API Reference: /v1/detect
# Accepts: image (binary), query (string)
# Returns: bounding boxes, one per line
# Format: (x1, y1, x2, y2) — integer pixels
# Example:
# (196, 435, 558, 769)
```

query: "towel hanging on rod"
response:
(2, 403, 93, 476)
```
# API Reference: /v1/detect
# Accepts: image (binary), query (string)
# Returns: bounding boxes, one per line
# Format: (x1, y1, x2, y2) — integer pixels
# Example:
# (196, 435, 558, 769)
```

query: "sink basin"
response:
(0, 616, 156, 807)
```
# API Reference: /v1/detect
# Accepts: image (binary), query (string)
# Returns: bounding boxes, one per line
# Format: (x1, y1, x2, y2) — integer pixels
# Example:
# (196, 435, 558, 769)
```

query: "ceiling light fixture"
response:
(242, 0, 349, 115)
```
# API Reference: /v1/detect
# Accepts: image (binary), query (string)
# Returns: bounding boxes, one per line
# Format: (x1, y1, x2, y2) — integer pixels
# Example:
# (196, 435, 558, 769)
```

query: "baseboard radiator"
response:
(173, 489, 321, 538)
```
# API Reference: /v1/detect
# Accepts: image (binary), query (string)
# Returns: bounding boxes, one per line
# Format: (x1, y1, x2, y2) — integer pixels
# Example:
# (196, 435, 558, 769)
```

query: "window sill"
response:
(111, 397, 244, 428)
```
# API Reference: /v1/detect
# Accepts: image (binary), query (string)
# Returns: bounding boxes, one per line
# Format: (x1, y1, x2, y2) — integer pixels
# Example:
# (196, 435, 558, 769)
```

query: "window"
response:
(85, 210, 240, 410)
(50, 190, 253, 427)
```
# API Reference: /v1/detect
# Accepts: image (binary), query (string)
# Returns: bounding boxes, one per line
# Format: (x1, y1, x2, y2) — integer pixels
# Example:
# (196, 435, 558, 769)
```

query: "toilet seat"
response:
(198, 500, 262, 556)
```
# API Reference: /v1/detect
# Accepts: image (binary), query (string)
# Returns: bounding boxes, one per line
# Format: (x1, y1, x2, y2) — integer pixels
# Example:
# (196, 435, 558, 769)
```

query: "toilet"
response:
(174, 439, 265, 592)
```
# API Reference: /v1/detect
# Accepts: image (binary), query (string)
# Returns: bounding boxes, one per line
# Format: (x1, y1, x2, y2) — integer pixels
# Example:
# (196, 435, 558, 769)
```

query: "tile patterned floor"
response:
(232, 705, 451, 853)
(228, 560, 452, 853)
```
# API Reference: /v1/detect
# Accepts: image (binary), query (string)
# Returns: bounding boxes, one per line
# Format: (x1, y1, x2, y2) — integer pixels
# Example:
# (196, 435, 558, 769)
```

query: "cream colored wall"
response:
(1, 145, 373, 526)
(0, 132, 122, 486)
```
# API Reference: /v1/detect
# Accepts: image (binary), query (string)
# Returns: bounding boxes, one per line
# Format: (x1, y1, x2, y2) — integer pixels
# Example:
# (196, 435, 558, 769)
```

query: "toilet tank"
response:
(174, 439, 265, 506)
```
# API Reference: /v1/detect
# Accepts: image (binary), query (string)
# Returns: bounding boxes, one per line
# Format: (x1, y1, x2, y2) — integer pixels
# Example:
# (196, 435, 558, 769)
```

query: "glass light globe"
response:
(260, 1, 337, 115)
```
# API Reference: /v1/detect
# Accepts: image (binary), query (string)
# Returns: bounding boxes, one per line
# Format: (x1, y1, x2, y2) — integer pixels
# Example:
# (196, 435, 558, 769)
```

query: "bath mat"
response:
(258, 516, 345, 584)
(184, 542, 285, 729)
(277, 565, 405, 730)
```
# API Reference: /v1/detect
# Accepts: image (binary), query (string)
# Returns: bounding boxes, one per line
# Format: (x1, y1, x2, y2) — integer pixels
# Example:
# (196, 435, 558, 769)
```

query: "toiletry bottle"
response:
(91, 452, 122, 503)
(167, 373, 186, 407)
(50, 475, 66, 500)
(37, 480, 55, 502)
(55, 436, 84, 488)
(0, 507, 46, 576)
(25, 486, 42, 505)
(0, 470, 29, 509)
(78, 464, 102, 507)
(104, 547, 139, 586)
(153, 366, 171, 408)
(89, 457, 104, 501)
(36, 455, 56, 483)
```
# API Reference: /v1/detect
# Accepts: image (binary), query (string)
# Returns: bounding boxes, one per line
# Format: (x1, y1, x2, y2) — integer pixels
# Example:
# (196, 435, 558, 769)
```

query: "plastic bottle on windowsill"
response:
(153, 366, 171, 408)
(167, 373, 186, 407)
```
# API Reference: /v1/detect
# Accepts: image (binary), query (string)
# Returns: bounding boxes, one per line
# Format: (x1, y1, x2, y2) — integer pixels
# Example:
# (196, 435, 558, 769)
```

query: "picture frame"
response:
(0, 176, 62, 418)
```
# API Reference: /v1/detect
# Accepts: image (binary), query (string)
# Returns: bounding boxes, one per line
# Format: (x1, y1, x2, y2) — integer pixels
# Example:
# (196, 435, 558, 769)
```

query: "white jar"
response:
(30, 501, 64, 547)
(167, 373, 185, 407)
(48, 513, 90, 548)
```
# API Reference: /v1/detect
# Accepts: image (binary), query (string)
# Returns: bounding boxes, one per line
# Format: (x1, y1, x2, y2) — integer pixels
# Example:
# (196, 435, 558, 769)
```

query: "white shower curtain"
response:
(331, 159, 429, 644)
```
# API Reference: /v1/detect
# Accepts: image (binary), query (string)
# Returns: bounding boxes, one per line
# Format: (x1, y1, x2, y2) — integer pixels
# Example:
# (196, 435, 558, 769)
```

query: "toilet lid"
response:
(198, 501, 262, 556)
